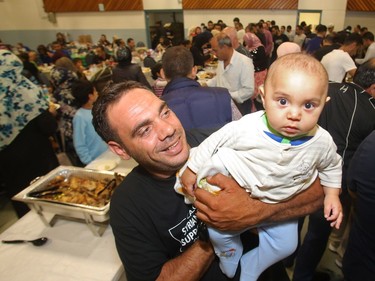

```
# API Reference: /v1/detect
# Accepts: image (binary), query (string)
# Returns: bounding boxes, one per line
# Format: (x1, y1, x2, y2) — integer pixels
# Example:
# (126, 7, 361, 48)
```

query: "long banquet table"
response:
(0, 149, 137, 281)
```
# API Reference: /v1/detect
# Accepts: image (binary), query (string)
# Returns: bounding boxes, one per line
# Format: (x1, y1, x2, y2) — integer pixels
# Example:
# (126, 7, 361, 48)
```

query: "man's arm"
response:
(157, 240, 214, 281)
(347, 68, 357, 79)
(194, 174, 324, 231)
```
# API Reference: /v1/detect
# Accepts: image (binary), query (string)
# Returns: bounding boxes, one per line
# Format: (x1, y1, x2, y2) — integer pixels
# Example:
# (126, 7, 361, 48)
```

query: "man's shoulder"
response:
(232, 50, 253, 65)
(328, 82, 360, 99)
(164, 78, 230, 97)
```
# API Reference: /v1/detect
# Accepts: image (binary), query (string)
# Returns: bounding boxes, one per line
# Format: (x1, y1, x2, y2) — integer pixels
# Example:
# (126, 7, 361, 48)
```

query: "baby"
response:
(176, 53, 343, 281)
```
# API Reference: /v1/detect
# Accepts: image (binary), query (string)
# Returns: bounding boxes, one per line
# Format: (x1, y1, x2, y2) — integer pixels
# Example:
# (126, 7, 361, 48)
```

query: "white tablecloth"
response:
(0, 212, 126, 281)
(0, 150, 137, 281)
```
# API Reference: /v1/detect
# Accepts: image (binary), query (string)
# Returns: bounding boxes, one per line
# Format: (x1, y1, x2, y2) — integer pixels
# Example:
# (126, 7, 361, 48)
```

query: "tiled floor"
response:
(0, 194, 344, 280)
(0, 194, 18, 234)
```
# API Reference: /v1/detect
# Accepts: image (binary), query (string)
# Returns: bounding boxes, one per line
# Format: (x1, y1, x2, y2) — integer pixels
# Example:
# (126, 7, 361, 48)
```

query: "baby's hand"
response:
(324, 194, 343, 229)
(180, 167, 197, 198)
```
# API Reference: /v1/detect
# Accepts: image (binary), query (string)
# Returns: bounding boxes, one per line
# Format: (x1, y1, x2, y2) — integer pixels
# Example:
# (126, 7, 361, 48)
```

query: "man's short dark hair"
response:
(92, 81, 150, 145)
(344, 33, 363, 46)
(316, 24, 327, 33)
(151, 62, 163, 80)
(162, 46, 194, 80)
(362, 32, 374, 42)
(334, 31, 347, 45)
(353, 58, 375, 90)
(72, 80, 95, 107)
(127, 38, 134, 44)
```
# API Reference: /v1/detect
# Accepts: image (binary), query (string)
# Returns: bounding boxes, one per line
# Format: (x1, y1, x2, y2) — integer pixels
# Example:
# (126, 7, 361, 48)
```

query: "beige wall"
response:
(183, 10, 298, 31)
(298, 0, 348, 30)
(0, 0, 374, 48)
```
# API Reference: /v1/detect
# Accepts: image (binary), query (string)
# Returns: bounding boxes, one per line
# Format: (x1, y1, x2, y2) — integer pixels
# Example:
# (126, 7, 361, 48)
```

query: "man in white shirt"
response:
(321, 33, 362, 82)
(207, 32, 254, 115)
(355, 31, 375, 65)
(235, 22, 246, 46)
(293, 25, 306, 48)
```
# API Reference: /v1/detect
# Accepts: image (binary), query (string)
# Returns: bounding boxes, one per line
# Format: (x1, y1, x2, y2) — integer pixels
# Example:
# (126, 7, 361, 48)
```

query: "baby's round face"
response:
(263, 69, 328, 138)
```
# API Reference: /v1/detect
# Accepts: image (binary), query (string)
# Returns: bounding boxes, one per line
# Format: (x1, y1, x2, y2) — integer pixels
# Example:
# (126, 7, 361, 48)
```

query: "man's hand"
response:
(193, 174, 269, 231)
(194, 174, 324, 232)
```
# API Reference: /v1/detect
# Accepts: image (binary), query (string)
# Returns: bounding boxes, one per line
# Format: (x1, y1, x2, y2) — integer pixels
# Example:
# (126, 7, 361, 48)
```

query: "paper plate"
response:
(91, 160, 118, 171)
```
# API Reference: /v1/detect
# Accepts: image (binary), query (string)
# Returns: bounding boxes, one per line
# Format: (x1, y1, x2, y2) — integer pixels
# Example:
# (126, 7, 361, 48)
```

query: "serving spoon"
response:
(2, 237, 48, 246)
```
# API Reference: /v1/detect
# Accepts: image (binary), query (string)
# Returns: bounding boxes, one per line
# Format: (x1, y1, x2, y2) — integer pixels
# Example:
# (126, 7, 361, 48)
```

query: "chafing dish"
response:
(13, 166, 124, 236)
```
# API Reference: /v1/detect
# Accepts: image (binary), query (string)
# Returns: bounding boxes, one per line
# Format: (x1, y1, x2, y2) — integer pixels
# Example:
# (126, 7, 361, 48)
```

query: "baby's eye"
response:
(304, 103, 315, 109)
(278, 98, 288, 106)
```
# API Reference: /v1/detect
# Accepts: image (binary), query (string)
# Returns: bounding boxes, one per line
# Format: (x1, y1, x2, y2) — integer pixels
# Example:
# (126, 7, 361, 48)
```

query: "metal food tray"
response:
(13, 165, 122, 236)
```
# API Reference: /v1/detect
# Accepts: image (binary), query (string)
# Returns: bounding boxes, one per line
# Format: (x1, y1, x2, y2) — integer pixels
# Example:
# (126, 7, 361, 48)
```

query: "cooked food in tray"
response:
(197, 71, 215, 80)
(27, 172, 124, 208)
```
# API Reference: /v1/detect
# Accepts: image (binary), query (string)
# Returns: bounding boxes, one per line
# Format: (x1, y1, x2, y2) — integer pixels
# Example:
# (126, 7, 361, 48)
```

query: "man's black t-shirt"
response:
(110, 165, 239, 281)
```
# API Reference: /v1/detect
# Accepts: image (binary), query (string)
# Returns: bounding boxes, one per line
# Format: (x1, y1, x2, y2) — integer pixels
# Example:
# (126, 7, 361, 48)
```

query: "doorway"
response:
(144, 10, 184, 49)
(297, 10, 322, 29)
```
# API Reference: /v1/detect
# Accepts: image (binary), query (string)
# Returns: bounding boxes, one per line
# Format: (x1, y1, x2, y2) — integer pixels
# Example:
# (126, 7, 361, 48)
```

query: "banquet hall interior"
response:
(1, 0, 375, 280)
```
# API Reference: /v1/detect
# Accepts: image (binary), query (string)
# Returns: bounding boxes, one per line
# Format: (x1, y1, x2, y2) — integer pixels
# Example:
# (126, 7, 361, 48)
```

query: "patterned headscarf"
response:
(0, 50, 49, 151)
(50, 64, 79, 140)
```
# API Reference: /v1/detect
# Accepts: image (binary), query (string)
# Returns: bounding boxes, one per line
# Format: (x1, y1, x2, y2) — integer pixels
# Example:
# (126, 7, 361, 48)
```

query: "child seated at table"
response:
(72, 80, 107, 164)
(151, 62, 167, 97)
(177, 53, 343, 281)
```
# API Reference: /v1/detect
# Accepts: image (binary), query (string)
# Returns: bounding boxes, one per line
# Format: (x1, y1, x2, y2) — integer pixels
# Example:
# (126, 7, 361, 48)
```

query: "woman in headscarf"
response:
(55, 56, 85, 80)
(50, 57, 82, 166)
(0, 50, 59, 217)
(243, 23, 268, 111)
(112, 46, 151, 88)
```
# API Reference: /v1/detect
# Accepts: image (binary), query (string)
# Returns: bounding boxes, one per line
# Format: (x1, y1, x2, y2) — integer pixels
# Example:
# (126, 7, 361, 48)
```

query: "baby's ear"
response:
(259, 85, 266, 104)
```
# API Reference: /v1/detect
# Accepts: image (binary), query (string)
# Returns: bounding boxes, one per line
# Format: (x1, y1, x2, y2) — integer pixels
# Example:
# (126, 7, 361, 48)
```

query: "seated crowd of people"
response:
(1, 17, 375, 281)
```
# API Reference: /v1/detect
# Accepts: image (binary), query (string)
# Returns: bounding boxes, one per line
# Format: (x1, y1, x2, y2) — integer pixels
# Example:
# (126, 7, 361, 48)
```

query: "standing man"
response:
(342, 130, 375, 281)
(235, 22, 246, 46)
(126, 37, 136, 52)
(293, 58, 375, 281)
(223, 26, 251, 57)
(321, 33, 363, 82)
(92, 81, 325, 281)
(355, 31, 375, 65)
(161, 46, 240, 131)
(304, 24, 327, 55)
(262, 22, 274, 63)
(293, 25, 306, 49)
(207, 32, 254, 115)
